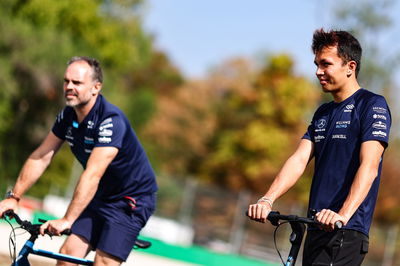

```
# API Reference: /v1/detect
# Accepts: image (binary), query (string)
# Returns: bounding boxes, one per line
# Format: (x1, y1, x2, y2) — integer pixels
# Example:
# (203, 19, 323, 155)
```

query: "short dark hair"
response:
(312, 29, 362, 76)
(68, 56, 103, 83)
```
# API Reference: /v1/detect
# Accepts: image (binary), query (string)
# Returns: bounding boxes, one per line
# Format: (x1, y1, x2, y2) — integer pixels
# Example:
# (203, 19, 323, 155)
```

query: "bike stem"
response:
(285, 221, 306, 266)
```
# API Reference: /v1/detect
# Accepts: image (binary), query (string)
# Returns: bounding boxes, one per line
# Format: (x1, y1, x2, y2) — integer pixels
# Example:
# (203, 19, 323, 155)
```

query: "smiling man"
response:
(0, 56, 158, 266)
(247, 29, 391, 265)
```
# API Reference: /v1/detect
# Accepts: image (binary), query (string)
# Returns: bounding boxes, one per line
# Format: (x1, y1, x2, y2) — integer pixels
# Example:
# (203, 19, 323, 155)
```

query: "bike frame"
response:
(6, 210, 151, 266)
(12, 234, 93, 266)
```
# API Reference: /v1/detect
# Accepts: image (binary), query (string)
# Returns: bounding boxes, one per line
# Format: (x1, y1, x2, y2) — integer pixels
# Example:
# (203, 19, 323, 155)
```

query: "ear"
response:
(92, 82, 102, 95)
(347, 61, 357, 77)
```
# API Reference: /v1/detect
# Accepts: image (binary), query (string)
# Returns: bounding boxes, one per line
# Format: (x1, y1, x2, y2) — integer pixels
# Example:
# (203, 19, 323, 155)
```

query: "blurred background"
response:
(0, 0, 399, 265)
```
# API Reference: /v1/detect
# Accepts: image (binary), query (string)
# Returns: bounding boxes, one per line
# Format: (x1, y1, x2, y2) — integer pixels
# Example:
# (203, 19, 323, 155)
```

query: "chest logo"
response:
(65, 126, 74, 140)
(87, 120, 95, 129)
(315, 119, 327, 129)
(344, 104, 354, 113)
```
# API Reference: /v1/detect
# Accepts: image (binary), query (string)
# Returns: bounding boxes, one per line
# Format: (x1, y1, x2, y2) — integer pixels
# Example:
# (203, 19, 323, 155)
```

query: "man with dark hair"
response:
(248, 29, 391, 265)
(0, 56, 158, 265)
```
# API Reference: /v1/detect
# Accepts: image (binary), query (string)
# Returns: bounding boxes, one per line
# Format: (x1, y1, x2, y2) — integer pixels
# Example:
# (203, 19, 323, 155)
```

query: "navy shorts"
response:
(71, 194, 155, 261)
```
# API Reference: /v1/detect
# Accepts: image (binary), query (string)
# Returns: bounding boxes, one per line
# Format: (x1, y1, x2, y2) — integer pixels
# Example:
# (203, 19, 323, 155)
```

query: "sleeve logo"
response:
(372, 121, 387, 130)
(373, 114, 387, 120)
(98, 118, 113, 143)
(372, 130, 387, 138)
(372, 107, 387, 114)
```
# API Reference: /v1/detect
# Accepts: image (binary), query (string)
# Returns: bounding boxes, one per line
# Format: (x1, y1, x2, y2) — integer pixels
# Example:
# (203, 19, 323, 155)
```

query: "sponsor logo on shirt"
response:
(65, 127, 73, 140)
(315, 119, 327, 129)
(373, 114, 387, 120)
(98, 136, 112, 143)
(84, 136, 95, 144)
(332, 134, 347, 139)
(84, 149, 92, 153)
(87, 120, 95, 129)
(100, 117, 112, 125)
(372, 107, 387, 114)
(336, 121, 351, 128)
(99, 129, 113, 137)
(98, 117, 114, 141)
(372, 121, 387, 130)
(99, 123, 113, 130)
(344, 104, 354, 113)
(314, 135, 325, 142)
(372, 130, 387, 138)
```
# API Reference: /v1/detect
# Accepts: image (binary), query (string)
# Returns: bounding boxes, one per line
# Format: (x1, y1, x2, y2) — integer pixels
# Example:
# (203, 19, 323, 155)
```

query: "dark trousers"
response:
(303, 229, 369, 266)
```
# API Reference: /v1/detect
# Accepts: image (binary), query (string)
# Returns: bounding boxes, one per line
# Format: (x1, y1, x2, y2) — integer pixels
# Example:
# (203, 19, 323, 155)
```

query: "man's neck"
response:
(331, 80, 360, 103)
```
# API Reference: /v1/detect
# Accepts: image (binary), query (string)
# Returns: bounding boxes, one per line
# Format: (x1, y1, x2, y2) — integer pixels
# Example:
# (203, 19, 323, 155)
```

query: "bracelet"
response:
(257, 196, 273, 208)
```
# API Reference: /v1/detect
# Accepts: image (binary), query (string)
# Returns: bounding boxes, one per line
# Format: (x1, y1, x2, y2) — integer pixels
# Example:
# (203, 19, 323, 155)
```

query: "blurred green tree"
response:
(0, 0, 182, 198)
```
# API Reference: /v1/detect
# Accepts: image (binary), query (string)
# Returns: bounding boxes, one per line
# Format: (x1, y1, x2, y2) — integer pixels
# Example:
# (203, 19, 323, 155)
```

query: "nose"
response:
(316, 66, 324, 77)
(64, 81, 73, 90)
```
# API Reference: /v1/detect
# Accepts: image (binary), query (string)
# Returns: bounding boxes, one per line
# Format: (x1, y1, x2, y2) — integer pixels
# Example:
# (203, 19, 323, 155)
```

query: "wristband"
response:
(5, 190, 20, 202)
(257, 196, 273, 208)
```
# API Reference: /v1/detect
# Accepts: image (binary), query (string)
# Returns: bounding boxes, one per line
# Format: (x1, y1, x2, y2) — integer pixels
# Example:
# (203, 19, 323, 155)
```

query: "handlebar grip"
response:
(44, 229, 71, 236)
(4, 210, 14, 218)
(61, 229, 72, 235)
(4, 210, 24, 225)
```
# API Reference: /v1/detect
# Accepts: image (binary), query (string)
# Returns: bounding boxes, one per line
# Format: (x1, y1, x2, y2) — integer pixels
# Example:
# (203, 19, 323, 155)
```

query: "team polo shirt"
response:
(303, 89, 391, 236)
(52, 94, 158, 202)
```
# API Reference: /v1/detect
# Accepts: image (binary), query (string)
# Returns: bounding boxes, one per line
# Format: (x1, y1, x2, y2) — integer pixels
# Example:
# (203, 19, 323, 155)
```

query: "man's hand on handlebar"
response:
(316, 209, 346, 232)
(40, 218, 72, 236)
(247, 202, 272, 223)
(0, 199, 19, 219)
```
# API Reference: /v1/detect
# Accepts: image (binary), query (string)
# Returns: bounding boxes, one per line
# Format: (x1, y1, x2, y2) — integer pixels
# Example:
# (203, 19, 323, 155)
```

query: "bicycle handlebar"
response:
(267, 211, 343, 229)
(4, 210, 71, 236)
(4, 210, 152, 249)
(267, 211, 319, 226)
(246, 210, 343, 229)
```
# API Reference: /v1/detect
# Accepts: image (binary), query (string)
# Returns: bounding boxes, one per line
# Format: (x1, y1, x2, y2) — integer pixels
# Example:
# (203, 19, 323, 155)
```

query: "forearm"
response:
(13, 151, 54, 197)
(64, 171, 101, 223)
(11, 132, 62, 198)
(262, 139, 313, 203)
(338, 164, 378, 222)
(263, 154, 308, 202)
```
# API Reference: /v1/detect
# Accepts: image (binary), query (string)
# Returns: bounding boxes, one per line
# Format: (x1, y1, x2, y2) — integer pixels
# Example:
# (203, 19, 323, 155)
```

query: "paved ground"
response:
(0, 223, 198, 266)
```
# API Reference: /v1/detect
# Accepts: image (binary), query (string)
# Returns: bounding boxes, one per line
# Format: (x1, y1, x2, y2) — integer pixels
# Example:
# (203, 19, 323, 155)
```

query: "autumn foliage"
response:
(144, 55, 320, 192)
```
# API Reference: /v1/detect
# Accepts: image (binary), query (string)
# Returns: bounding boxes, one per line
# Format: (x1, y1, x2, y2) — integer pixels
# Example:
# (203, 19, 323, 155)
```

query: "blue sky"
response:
(143, 0, 400, 83)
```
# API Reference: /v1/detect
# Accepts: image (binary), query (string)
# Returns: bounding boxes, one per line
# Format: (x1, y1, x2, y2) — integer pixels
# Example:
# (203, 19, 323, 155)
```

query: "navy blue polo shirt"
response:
(303, 89, 391, 236)
(52, 95, 157, 202)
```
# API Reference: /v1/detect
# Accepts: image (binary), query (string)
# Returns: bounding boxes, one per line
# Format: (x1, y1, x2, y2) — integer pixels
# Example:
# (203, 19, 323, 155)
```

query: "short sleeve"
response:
(51, 109, 68, 140)
(95, 115, 126, 149)
(360, 96, 391, 147)
(302, 120, 314, 142)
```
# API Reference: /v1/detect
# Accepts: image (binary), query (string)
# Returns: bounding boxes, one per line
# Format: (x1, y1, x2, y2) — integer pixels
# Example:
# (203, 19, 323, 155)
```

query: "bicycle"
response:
(265, 210, 342, 266)
(3, 210, 151, 265)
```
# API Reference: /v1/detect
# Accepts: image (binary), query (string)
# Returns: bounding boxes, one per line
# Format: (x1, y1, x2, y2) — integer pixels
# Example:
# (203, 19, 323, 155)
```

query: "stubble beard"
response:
(65, 96, 91, 108)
